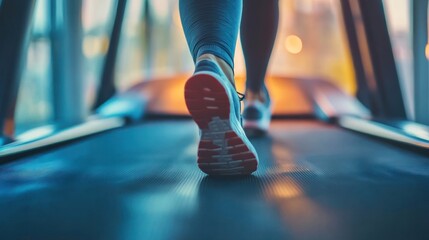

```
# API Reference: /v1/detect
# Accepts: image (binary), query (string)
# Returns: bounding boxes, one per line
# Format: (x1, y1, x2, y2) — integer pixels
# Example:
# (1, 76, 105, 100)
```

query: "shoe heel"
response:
(185, 72, 258, 175)
(184, 73, 231, 129)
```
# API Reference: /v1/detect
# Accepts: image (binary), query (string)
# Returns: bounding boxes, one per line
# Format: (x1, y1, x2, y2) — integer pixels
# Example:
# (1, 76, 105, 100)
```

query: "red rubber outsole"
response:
(184, 73, 258, 175)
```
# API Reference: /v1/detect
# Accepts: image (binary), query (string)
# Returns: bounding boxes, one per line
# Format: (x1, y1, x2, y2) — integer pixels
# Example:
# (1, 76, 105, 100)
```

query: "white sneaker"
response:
(243, 88, 272, 137)
(184, 59, 259, 175)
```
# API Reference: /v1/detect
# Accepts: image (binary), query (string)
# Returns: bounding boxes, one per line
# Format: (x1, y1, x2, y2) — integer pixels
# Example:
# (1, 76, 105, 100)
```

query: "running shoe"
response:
(243, 87, 272, 137)
(184, 60, 259, 175)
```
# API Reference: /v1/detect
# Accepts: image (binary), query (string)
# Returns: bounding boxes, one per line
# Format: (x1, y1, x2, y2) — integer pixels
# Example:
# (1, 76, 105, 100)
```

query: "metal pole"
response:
(0, 0, 36, 144)
(143, 0, 154, 79)
(358, 0, 407, 118)
(50, 0, 85, 125)
(93, 0, 128, 109)
(413, 0, 429, 124)
(339, 0, 380, 113)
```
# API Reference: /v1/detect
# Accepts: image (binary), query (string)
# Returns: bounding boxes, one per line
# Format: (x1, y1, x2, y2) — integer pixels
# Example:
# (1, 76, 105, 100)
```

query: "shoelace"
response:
(237, 92, 245, 126)
(237, 92, 245, 101)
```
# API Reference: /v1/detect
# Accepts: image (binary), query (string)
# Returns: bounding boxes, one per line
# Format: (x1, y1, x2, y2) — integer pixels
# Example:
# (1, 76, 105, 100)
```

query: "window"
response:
(15, 0, 52, 134)
(115, 0, 192, 91)
(14, 0, 358, 134)
(115, 0, 356, 95)
(15, 0, 117, 134)
(383, 0, 414, 118)
(81, 0, 116, 112)
(237, 0, 356, 95)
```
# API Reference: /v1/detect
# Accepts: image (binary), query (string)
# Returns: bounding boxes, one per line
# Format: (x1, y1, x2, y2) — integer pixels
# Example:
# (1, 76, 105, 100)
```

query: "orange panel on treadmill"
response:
(126, 75, 313, 116)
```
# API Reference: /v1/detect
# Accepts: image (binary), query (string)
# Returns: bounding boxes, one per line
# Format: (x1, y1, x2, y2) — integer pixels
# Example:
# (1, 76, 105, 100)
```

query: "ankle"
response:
(245, 89, 267, 103)
(196, 54, 235, 87)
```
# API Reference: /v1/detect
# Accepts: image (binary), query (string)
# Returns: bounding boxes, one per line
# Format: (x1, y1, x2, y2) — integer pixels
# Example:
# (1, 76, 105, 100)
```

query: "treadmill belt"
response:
(1, 120, 428, 240)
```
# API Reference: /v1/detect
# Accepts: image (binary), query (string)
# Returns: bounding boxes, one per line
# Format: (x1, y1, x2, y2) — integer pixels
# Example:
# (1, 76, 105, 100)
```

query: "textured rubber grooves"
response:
(184, 74, 258, 175)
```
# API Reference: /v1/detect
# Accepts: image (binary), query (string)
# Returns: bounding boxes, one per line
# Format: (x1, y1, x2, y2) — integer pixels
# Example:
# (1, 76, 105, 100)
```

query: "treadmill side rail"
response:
(299, 79, 371, 121)
(338, 116, 429, 151)
(0, 117, 126, 163)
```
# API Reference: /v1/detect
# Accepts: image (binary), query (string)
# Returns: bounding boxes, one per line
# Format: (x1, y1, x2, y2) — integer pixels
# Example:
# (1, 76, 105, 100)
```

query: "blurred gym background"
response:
(17, 0, 415, 133)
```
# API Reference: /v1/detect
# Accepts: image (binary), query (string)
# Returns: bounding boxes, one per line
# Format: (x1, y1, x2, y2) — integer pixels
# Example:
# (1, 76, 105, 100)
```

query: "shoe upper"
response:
(194, 60, 242, 123)
(242, 87, 272, 131)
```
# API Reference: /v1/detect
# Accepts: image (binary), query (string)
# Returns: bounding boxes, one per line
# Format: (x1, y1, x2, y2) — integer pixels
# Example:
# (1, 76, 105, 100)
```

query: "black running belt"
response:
(1, 120, 428, 240)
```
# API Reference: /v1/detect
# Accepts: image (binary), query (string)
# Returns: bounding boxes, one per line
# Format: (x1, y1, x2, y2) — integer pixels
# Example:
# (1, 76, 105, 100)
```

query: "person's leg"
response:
(179, 0, 242, 85)
(180, 0, 259, 175)
(240, 0, 279, 136)
(241, 0, 279, 99)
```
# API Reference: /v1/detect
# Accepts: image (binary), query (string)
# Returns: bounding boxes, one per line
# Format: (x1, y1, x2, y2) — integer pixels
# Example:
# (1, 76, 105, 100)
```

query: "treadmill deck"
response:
(1, 120, 428, 240)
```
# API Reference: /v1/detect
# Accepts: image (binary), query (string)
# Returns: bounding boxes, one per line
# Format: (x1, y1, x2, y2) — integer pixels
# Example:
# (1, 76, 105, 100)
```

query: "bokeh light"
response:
(284, 35, 303, 54)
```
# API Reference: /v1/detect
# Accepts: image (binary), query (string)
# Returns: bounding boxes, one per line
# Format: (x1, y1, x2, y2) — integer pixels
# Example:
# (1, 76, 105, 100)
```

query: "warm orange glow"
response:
(284, 35, 303, 54)
(426, 43, 429, 60)
(173, 7, 182, 28)
(236, 75, 313, 115)
(264, 141, 309, 199)
(126, 75, 314, 116)
(4, 117, 14, 136)
(269, 180, 303, 199)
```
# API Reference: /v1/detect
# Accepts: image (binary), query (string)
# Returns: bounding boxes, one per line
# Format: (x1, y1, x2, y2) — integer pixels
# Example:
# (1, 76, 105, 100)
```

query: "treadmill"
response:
(0, 0, 428, 240)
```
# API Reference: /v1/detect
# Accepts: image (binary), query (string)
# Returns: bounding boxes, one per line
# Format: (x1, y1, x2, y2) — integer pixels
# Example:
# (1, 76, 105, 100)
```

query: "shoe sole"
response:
(184, 73, 258, 175)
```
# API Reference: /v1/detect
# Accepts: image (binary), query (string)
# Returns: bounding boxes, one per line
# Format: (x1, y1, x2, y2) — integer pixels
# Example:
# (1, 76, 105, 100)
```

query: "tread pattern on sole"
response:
(184, 73, 258, 175)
